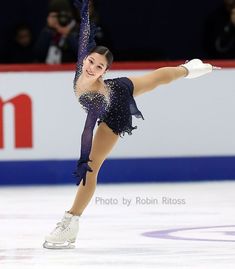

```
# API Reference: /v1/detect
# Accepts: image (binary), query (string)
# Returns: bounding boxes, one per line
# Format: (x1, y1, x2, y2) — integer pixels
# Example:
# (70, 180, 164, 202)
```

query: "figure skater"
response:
(43, 0, 218, 249)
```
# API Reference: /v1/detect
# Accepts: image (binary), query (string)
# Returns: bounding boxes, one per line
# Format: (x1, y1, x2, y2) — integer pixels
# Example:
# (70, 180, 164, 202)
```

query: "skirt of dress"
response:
(98, 77, 144, 136)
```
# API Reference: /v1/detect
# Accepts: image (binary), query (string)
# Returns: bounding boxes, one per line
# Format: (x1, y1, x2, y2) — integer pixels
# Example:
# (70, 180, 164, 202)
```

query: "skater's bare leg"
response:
(69, 122, 119, 216)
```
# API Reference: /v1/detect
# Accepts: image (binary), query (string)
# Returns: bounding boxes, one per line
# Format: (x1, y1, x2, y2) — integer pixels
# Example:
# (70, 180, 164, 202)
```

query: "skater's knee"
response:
(89, 157, 104, 173)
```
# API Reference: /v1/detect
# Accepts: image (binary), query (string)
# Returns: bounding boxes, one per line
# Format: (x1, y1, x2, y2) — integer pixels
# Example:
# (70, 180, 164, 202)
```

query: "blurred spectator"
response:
(35, 0, 109, 64)
(204, 0, 235, 59)
(4, 23, 35, 63)
(34, 0, 79, 64)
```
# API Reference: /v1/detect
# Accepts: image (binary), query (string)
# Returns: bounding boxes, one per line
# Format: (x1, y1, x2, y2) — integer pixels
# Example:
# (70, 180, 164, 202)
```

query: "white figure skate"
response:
(43, 212, 79, 249)
(181, 59, 221, 79)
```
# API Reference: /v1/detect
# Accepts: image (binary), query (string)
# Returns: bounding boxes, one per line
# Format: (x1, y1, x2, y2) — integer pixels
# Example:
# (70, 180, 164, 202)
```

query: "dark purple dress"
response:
(73, 0, 144, 185)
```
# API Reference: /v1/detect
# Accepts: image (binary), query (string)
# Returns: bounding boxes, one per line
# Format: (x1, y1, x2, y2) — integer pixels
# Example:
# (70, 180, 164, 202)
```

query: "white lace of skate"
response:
(52, 216, 72, 234)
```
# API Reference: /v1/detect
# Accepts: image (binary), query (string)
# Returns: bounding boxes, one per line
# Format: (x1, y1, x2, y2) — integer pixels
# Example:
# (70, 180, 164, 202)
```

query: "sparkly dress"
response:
(73, 0, 144, 185)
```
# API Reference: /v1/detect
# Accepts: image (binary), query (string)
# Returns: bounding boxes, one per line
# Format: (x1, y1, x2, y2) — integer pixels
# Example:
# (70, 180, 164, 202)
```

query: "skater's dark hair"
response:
(89, 46, 113, 69)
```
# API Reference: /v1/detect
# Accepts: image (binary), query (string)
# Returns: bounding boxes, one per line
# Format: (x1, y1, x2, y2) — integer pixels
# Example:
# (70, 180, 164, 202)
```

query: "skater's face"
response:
(82, 53, 107, 80)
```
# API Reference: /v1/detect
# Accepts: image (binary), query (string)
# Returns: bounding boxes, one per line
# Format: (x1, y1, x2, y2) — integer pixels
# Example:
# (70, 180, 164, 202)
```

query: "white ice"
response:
(0, 181, 235, 269)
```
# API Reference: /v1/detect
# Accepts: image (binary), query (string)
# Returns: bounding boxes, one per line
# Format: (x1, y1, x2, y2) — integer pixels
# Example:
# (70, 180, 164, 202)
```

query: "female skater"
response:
(43, 0, 215, 249)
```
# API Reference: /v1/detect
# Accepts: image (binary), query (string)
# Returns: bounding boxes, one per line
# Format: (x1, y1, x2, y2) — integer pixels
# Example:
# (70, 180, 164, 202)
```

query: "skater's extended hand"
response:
(73, 160, 93, 186)
(74, 0, 83, 9)
(74, 0, 88, 12)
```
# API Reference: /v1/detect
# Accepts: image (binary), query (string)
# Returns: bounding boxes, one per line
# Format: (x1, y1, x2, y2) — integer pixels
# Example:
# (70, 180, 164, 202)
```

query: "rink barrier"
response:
(0, 156, 235, 185)
(1, 60, 235, 185)
(0, 60, 234, 72)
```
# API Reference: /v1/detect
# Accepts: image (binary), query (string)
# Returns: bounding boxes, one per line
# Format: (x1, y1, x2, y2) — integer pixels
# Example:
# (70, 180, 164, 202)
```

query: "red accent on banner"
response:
(0, 60, 234, 72)
(0, 95, 33, 149)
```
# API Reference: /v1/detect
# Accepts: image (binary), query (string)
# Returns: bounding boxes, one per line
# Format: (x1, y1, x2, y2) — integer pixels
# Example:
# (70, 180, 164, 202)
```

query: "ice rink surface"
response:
(0, 181, 235, 269)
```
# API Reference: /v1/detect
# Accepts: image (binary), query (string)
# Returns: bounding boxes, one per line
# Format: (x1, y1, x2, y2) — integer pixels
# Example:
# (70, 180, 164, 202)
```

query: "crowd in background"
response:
(0, 0, 106, 64)
(204, 0, 235, 59)
(0, 0, 235, 64)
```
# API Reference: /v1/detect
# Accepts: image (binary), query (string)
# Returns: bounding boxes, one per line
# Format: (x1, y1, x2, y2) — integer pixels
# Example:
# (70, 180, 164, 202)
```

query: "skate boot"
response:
(181, 59, 219, 79)
(43, 212, 79, 249)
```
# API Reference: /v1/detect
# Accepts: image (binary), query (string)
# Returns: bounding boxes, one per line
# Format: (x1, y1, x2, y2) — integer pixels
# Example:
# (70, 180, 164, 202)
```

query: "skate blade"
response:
(212, 66, 221, 70)
(43, 241, 75, 249)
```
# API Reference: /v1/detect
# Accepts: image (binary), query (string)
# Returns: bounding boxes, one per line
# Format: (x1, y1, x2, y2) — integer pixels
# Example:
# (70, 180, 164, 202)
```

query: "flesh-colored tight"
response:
(69, 66, 187, 216)
(69, 122, 119, 216)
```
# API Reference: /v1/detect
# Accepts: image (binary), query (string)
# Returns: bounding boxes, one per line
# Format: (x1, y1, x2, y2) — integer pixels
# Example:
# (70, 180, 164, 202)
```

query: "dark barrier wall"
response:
(0, 0, 223, 61)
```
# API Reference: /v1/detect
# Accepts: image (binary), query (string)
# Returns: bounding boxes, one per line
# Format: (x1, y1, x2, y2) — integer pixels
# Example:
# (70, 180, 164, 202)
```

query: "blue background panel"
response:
(0, 157, 235, 185)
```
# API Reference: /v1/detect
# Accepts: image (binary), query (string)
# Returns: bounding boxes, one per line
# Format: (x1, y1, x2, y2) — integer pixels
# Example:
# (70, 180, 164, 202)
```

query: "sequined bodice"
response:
(74, 67, 110, 117)
(78, 91, 110, 116)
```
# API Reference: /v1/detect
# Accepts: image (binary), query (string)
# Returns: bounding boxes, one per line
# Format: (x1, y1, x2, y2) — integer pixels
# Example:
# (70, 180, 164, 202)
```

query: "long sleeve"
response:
(73, 0, 97, 87)
(73, 110, 98, 186)
(74, 0, 96, 65)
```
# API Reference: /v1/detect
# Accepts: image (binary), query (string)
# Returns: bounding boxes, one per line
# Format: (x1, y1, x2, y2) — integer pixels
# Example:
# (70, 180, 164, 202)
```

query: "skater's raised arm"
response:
(74, 0, 96, 65)
(73, 0, 98, 88)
